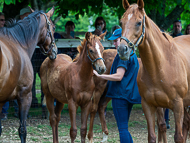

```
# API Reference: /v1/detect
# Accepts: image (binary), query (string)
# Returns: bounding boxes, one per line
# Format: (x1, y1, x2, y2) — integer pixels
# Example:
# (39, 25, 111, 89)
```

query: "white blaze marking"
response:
(95, 42, 102, 58)
(128, 14, 133, 20)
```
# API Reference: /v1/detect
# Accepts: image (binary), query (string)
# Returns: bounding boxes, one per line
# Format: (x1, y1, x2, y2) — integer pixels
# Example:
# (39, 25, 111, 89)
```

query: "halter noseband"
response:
(38, 12, 55, 56)
(86, 42, 104, 67)
(120, 15, 145, 53)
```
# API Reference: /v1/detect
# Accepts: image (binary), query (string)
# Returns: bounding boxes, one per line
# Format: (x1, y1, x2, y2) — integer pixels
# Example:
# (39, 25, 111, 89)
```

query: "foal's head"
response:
(118, 0, 145, 60)
(34, 7, 57, 60)
(85, 32, 106, 74)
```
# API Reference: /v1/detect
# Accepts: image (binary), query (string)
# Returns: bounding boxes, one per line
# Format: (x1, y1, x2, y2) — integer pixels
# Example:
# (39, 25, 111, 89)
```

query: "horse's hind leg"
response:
(17, 91, 32, 143)
(156, 107, 167, 143)
(54, 100, 64, 141)
(45, 95, 59, 143)
(98, 97, 111, 142)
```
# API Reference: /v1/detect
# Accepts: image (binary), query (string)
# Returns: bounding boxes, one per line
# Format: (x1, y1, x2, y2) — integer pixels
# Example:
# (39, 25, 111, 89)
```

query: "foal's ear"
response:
(47, 6, 55, 17)
(85, 32, 91, 41)
(137, 0, 144, 10)
(122, 0, 130, 10)
(99, 31, 106, 40)
(29, 6, 34, 13)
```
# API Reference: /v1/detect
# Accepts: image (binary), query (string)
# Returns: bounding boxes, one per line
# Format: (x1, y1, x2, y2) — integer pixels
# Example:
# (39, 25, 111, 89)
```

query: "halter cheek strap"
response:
(86, 42, 104, 68)
(120, 15, 145, 53)
(38, 12, 55, 56)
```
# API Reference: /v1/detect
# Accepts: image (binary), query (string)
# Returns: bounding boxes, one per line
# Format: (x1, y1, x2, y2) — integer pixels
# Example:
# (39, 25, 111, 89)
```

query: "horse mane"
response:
(0, 11, 43, 48)
(73, 39, 87, 62)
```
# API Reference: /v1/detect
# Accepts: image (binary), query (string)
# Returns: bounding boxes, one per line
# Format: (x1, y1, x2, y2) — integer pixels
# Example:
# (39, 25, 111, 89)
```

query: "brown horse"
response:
(40, 32, 106, 143)
(88, 49, 117, 142)
(118, 0, 190, 142)
(0, 7, 57, 143)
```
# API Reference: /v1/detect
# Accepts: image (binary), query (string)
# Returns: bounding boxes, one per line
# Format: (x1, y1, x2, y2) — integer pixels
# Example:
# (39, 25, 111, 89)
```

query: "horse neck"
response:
(138, 16, 174, 78)
(77, 46, 94, 80)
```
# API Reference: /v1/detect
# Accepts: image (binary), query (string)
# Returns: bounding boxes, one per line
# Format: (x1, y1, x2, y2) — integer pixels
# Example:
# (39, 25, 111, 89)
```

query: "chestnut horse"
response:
(118, 0, 190, 142)
(40, 32, 106, 143)
(0, 7, 57, 143)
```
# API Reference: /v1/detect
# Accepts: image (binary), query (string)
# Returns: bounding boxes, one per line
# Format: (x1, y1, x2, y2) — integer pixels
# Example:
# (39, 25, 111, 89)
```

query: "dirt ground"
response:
(0, 108, 186, 143)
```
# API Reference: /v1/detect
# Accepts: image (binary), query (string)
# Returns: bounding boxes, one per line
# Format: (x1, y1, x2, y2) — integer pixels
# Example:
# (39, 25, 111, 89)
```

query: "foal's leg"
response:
(46, 95, 58, 143)
(156, 107, 167, 143)
(68, 99, 78, 143)
(88, 92, 102, 143)
(173, 99, 184, 143)
(17, 91, 32, 143)
(98, 97, 111, 142)
(141, 98, 157, 143)
(81, 102, 92, 143)
(54, 100, 64, 141)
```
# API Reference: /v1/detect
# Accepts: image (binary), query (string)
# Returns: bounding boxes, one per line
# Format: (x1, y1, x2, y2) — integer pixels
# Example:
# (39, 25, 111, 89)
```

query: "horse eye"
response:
(53, 27, 55, 31)
(136, 22, 142, 26)
(89, 49, 93, 53)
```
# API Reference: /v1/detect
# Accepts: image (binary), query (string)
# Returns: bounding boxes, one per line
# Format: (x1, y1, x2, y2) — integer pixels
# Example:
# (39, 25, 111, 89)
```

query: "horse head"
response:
(118, 0, 145, 60)
(85, 32, 106, 74)
(32, 7, 57, 60)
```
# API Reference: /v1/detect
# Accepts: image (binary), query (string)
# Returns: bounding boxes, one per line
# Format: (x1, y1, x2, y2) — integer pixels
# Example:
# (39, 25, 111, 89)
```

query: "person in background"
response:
(92, 16, 112, 40)
(171, 20, 183, 37)
(111, 25, 121, 34)
(63, 21, 79, 59)
(93, 28, 141, 143)
(185, 24, 190, 35)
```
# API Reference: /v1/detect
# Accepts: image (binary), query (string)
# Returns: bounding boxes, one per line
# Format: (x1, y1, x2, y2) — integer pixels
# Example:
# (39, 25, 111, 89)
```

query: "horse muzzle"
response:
(49, 47, 57, 60)
(117, 43, 132, 61)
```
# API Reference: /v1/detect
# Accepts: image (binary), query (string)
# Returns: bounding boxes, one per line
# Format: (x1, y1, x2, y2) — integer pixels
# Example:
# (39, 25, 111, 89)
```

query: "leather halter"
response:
(120, 15, 145, 53)
(86, 42, 104, 67)
(38, 12, 55, 56)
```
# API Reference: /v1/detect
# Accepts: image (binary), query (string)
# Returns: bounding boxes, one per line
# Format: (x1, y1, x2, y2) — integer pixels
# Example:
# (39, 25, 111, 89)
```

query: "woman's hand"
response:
(94, 29, 102, 36)
(93, 70, 100, 77)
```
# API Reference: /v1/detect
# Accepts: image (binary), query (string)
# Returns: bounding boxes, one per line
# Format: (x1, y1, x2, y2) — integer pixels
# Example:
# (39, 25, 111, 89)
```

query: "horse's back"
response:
(40, 54, 73, 103)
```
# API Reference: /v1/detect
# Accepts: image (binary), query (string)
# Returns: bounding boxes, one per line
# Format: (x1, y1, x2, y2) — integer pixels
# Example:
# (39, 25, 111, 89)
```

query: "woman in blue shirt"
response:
(93, 28, 141, 143)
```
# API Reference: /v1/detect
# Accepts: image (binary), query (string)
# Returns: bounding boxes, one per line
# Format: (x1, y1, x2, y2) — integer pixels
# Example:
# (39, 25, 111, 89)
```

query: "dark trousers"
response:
(165, 108, 169, 120)
(112, 98, 134, 143)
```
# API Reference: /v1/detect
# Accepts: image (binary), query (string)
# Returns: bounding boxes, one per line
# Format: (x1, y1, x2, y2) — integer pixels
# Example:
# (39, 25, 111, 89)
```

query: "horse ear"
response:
(137, 0, 144, 10)
(47, 6, 55, 17)
(28, 6, 34, 13)
(85, 32, 91, 41)
(122, 0, 130, 10)
(99, 31, 106, 40)
(54, 15, 62, 24)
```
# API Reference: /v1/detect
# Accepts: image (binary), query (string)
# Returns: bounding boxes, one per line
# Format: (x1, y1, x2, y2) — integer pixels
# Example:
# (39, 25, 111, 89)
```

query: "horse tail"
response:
(183, 107, 190, 140)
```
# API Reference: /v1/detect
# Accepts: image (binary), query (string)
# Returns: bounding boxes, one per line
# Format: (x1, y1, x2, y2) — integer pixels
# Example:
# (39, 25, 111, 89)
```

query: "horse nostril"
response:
(125, 46, 128, 52)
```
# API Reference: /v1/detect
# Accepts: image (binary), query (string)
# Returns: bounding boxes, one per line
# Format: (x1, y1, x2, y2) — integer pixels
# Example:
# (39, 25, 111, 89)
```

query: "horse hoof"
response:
(101, 132, 108, 143)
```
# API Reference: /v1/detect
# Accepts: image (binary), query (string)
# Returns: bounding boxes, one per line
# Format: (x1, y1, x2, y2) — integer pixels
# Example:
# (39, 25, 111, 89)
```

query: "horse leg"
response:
(182, 107, 190, 143)
(46, 95, 58, 143)
(173, 100, 184, 143)
(54, 100, 64, 142)
(141, 98, 157, 143)
(81, 102, 92, 143)
(156, 107, 167, 143)
(88, 93, 101, 143)
(98, 97, 111, 142)
(68, 100, 78, 143)
(17, 91, 32, 143)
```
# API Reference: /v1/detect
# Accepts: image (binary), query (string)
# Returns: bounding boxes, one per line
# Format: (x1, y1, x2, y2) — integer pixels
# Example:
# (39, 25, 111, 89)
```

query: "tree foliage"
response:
(2, 0, 190, 32)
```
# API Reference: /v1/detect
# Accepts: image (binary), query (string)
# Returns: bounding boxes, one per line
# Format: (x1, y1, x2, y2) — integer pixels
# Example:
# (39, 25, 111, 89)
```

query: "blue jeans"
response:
(112, 98, 134, 143)
(2, 102, 9, 114)
(165, 108, 169, 120)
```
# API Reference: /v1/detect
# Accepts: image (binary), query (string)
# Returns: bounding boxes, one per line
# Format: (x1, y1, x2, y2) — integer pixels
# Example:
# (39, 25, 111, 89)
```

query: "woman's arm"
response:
(93, 67, 125, 81)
